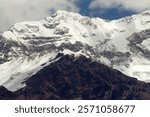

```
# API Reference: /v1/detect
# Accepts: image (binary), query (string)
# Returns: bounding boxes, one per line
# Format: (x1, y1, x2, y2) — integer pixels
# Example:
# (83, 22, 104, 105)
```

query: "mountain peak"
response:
(53, 10, 82, 19)
(56, 10, 71, 14)
(141, 9, 150, 15)
(1, 10, 150, 91)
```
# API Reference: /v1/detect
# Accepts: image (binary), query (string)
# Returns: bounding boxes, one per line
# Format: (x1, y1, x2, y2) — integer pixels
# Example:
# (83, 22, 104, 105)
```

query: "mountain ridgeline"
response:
(1, 10, 150, 99)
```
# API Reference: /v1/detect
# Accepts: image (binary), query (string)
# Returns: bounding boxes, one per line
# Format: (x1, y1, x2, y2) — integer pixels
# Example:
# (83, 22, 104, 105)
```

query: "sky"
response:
(0, 0, 150, 32)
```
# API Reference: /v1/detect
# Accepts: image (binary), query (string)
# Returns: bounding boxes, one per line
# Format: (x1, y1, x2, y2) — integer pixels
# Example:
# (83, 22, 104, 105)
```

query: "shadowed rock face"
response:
(0, 54, 150, 100)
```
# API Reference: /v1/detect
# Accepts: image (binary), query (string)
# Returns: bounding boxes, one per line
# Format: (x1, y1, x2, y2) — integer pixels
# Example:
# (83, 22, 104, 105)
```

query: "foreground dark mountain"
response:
(0, 54, 150, 100)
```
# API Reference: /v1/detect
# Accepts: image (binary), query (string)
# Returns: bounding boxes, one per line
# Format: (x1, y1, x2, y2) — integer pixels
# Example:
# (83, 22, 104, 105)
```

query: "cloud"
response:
(89, 0, 150, 12)
(0, 0, 79, 32)
(1, 0, 149, 32)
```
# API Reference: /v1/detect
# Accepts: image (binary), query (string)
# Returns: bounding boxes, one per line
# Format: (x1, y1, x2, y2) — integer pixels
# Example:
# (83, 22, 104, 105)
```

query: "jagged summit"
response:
(55, 10, 81, 16)
(1, 10, 150, 91)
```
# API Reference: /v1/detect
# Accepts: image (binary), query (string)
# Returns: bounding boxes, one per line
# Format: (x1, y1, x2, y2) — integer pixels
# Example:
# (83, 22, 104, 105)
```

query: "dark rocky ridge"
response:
(0, 54, 150, 100)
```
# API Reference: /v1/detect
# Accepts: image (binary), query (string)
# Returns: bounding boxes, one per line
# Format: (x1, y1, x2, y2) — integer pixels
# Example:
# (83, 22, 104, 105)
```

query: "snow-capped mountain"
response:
(1, 10, 150, 92)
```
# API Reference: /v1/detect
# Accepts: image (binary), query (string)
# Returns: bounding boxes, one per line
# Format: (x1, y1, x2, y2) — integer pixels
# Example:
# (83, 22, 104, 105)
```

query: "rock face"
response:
(0, 54, 150, 100)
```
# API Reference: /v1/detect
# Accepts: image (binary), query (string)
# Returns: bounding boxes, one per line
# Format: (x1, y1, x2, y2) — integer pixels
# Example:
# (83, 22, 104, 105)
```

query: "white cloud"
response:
(0, 0, 79, 32)
(89, 0, 150, 12)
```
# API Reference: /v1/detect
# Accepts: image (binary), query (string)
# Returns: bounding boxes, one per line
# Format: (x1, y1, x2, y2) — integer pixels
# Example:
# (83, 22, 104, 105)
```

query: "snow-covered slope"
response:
(1, 10, 150, 91)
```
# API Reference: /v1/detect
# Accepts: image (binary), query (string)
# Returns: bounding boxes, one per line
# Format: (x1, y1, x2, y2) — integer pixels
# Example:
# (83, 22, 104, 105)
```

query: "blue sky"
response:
(0, 0, 150, 32)
(77, 0, 136, 20)
(87, 8, 135, 20)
